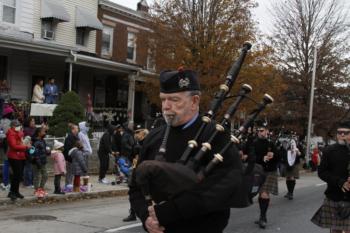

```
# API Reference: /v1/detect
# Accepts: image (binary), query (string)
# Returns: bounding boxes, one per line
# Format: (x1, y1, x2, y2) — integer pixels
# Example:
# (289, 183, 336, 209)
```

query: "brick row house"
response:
(0, 0, 156, 127)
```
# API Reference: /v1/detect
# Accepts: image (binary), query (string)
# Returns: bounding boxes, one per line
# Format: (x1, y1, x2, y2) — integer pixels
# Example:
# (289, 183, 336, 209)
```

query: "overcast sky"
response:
(111, 0, 349, 36)
(111, 0, 274, 33)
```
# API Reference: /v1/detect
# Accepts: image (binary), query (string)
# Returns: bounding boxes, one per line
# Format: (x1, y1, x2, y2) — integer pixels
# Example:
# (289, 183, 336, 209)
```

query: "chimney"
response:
(137, 0, 149, 13)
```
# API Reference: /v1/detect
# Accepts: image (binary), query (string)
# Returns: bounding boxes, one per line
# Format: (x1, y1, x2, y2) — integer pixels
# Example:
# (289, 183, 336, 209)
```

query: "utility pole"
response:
(306, 48, 317, 165)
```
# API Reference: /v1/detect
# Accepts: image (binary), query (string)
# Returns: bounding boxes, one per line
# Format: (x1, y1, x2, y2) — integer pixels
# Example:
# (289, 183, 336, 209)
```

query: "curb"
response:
(0, 188, 129, 209)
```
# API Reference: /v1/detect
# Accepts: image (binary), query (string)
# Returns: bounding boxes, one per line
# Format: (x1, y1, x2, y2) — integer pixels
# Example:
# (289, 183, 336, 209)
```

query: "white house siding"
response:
(20, 0, 34, 34)
(32, 0, 98, 54)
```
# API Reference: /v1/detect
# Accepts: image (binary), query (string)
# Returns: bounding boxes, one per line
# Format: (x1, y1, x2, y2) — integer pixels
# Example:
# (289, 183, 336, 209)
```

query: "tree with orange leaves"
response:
(138, 0, 285, 126)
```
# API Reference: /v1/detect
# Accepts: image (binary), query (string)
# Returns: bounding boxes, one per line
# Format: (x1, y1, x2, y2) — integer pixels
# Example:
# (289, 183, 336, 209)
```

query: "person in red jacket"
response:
(6, 119, 31, 200)
(311, 147, 320, 172)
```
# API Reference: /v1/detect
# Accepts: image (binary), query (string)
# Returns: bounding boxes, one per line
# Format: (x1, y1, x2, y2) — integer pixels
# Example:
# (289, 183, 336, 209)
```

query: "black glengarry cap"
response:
(337, 120, 350, 129)
(160, 68, 200, 93)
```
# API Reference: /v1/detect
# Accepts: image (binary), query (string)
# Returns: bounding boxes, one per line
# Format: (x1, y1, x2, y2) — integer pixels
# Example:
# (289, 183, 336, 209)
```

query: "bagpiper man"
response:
(249, 120, 279, 229)
(128, 69, 244, 233)
(311, 120, 350, 233)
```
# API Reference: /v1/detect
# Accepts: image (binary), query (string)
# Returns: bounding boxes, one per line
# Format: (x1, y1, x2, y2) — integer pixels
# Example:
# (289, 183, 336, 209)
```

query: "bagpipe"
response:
(135, 42, 274, 206)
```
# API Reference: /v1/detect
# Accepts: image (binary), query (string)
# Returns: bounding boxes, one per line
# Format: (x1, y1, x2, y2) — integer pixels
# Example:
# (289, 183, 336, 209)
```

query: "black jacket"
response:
(63, 133, 79, 163)
(32, 137, 48, 166)
(98, 125, 115, 156)
(129, 115, 245, 233)
(318, 143, 350, 201)
(250, 137, 279, 172)
(120, 129, 135, 159)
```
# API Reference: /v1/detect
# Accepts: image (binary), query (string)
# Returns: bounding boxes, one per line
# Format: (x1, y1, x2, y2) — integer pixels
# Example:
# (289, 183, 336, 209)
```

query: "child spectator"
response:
(69, 141, 88, 192)
(51, 140, 66, 194)
(31, 127, 49, 197)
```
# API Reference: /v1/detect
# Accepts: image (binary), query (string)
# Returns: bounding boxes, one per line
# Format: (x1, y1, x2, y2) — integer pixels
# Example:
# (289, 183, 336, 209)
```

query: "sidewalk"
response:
(0, 174, 129, 208)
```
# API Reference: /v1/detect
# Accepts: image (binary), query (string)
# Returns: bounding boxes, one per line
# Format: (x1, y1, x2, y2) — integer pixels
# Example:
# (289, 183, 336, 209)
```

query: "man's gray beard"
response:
(337, 140, 346, 145)
(164, 114, 177, 126)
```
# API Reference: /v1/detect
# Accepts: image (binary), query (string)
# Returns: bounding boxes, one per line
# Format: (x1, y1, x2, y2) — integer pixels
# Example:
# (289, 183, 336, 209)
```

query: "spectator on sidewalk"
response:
(22, 117, 36, 188)
(51, 140, 66, 195)
(120, 123, 135, 164)
(123, 127, 149, 222)
(69, 141, 88, 192)
(32, 79, 45, 104)
(98, 124, 117, 184)
(6, 120, 31, 200)
(0, 108, 13, 191)
(31, 127, 49, 197)
(43, 77, 58, 104)
(0, 80, 10, 119)
(63, 123, 79, 189)
(78, 121, 92, 156)
(311, 147, 320, 172)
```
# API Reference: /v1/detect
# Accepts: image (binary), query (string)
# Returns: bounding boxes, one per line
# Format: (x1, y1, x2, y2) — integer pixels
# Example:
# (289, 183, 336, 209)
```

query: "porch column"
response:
(127, 73, 136, 125)
(69, 62, 73, 91)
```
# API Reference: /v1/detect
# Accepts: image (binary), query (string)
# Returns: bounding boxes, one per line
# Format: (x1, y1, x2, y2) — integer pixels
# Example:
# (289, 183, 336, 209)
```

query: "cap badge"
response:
(178, 77, 190, 88)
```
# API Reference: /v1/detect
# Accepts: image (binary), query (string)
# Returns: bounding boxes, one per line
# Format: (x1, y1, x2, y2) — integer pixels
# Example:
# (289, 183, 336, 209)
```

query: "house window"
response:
(101, 26, 113, 57)
(2, 0, 16, 24)
(147, 48, 156, 71)
(41, 20, 55, 40)
(127, 32, 136, 62)
(76, 28, 88, 46)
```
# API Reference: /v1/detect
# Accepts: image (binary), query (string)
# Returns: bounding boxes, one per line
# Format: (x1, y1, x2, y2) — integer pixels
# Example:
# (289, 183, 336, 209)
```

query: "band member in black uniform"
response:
(250, 120, 279, 229)
(128, 69, 243, 233)
(312, 120, 350, 233)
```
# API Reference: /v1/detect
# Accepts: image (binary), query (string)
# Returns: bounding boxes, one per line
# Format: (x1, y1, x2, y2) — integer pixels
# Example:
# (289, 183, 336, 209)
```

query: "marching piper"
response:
(129, 69, 244, 233)
(249, 120, 279, 229)
(311, 120, 350, 233)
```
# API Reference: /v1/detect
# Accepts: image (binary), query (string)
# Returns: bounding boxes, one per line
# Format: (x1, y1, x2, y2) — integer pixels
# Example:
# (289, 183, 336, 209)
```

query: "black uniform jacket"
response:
(249, 137, 279, 172)
(129, 115, 245, 233)
(318, 143, 350, 201)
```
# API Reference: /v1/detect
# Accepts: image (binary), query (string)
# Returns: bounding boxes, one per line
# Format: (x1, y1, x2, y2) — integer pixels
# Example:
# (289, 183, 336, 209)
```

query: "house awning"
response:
(76, 7, 103, 30)
(41, 0, 70, 22)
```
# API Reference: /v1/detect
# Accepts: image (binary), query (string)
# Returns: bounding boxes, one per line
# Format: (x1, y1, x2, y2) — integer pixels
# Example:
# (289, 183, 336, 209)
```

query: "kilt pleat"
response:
(259, 171, 278, 195)
(284, 164, 300, 178)
(311, 198, 350, 230)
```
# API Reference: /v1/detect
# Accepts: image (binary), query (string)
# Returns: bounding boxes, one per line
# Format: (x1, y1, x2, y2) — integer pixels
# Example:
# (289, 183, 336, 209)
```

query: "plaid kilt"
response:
(284, 164, 300, 178)
(311, 198, 350, 230)
(259, 171, 278, 195)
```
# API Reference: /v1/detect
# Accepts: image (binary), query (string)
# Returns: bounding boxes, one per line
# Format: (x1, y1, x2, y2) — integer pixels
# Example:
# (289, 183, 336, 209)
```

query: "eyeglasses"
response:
(337, 131, 350, 136)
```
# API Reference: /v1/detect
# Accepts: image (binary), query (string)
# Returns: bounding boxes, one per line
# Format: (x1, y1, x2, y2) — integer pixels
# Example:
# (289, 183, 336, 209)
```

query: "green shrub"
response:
(48, 91, 85, 137)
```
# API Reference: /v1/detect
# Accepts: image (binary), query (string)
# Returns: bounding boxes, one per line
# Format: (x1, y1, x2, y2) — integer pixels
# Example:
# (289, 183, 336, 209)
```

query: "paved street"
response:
(0, 172, 329, 233)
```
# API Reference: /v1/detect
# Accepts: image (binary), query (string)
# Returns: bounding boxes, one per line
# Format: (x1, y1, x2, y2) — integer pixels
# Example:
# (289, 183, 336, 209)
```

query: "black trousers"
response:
(8, 158, 25, 194)
(54, 175, 62, 191)
(98, 153, 109, 180)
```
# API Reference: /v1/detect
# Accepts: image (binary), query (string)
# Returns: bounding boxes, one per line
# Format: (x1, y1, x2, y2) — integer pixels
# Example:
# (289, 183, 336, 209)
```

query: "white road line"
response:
(315, 183, 326, 187)
(104, 223, 142, 232)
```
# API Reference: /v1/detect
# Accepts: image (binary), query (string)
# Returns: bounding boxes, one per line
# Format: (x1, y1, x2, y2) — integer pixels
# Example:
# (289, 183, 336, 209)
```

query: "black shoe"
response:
(54, 190, 65, 195)
(255, 217, 267, 229)
(15, 192, 24, 199)
(7, 192, 17, 201)
(259, 219, 267, 229)
(123, 214, 136, 222)
(284, 192, 293, 200)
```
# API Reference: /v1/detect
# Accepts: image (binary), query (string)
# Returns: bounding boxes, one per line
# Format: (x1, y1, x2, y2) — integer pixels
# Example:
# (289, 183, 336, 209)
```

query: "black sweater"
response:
(129, 115, 245, 233)
(251, 138, 279, 172)
(318, 143, 350, 201)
